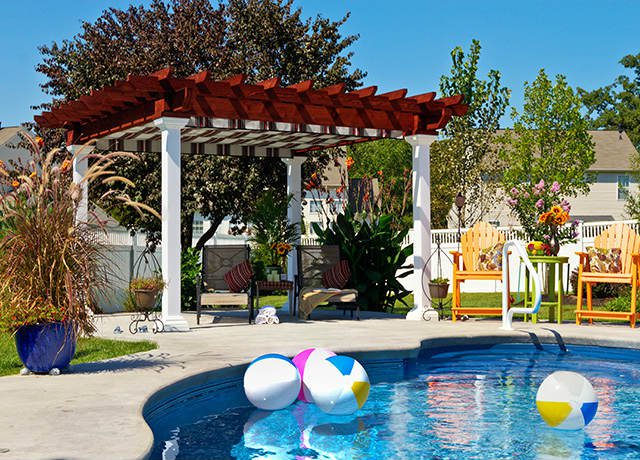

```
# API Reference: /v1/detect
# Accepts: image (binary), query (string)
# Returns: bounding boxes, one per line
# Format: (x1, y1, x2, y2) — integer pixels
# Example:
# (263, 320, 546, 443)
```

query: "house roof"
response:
(0, 126, 27, 145)
(589, 130, 637, 171)
(496, 129, 638, 172)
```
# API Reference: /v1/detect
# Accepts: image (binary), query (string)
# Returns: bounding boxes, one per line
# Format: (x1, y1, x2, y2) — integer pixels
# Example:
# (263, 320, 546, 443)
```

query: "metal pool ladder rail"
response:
(501, 240, 542, 330)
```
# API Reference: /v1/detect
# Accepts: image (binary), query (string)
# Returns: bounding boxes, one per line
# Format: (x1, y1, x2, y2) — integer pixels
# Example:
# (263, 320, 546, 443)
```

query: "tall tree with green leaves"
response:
(430, 39, 510, 228)
(500, 69, 595, 196)
(579, 52, 640, 150)
(34, 0, 364, 248)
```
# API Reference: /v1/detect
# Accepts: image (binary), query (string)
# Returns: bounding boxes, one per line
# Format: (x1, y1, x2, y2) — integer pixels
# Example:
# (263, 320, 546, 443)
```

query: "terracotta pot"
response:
(134, 288, 160, 311)
(429, 283, 449, 299)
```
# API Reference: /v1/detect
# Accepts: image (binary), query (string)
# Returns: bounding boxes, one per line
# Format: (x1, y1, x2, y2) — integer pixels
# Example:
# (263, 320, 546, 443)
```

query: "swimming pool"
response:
(147, 343, 640, 459)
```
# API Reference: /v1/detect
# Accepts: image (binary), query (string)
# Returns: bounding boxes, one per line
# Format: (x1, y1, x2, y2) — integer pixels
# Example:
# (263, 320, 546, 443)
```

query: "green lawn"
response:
(0, 332, 157, 377)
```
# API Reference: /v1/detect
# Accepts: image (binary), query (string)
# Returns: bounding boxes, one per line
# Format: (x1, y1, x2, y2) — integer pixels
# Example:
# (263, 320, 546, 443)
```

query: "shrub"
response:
(181, 247, 202, 310)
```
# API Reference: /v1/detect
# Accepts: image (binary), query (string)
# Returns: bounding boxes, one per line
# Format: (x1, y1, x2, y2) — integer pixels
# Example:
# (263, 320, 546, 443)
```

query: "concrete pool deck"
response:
(2, 311, 640, 460)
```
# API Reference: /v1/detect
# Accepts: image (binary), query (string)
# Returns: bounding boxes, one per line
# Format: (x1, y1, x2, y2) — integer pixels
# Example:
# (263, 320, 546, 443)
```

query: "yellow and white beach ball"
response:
(244, 353, 301, 411)
(536, 371, 598, 430)
(307, 355, 370, 415)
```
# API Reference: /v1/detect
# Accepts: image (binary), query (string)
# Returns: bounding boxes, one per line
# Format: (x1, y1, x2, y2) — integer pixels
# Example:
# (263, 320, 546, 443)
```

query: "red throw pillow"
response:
(322, 260, 351, 289)
(224, 260, 253, 293)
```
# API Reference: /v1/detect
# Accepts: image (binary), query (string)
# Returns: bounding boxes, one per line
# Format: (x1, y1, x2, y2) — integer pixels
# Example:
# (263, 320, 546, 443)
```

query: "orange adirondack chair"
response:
(451, 221, 505, 321)
(575, 223, 640, 328)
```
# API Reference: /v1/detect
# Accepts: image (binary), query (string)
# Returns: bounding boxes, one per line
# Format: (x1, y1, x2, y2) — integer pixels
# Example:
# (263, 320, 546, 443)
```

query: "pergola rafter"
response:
(36, 68, 468, 330)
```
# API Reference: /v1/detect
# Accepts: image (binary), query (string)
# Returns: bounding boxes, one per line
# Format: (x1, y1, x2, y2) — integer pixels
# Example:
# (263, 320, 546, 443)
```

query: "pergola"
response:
(37, 68, 467, 331)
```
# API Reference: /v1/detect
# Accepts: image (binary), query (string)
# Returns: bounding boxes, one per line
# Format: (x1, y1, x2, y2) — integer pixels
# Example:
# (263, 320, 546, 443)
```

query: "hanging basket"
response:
(429, 282, 450, 299)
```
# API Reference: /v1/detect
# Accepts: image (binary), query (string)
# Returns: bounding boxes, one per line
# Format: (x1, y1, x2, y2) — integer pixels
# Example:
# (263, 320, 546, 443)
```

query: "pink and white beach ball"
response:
(292, 348, 336, 402)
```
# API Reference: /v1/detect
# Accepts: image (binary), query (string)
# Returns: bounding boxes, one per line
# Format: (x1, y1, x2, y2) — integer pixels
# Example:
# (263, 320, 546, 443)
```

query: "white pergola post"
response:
(69, 144, 94, 224)
(154, 117, 190, 332)
(405, 134, 438, 321)
(282, 157, 305, 316)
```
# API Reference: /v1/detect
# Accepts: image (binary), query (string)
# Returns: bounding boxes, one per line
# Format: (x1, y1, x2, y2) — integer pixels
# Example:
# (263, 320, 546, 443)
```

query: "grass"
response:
(0, 332, 157, 377)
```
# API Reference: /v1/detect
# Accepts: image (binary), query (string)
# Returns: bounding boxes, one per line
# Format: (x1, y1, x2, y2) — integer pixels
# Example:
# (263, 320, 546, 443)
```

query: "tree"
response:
(579, 52, 640, 150)
(346, 139, 412, 229)
(500, 69, 595, 197)
(34, 0, 365, 248)
(430, 39, 510, 228)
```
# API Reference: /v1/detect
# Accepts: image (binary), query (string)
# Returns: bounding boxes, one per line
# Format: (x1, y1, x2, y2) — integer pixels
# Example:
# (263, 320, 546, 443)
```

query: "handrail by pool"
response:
(501, 240, 542, 330)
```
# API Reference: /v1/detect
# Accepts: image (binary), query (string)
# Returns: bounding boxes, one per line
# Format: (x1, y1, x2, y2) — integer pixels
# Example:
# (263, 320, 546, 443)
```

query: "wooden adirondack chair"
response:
(575, 223, 640, 328)
(451, 221, 505, 321)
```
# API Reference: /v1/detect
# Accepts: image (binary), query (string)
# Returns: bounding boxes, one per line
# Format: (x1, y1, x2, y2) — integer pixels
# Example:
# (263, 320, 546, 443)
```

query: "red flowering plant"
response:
(506, 180, 579, 256)
(0, 135, 149, 333)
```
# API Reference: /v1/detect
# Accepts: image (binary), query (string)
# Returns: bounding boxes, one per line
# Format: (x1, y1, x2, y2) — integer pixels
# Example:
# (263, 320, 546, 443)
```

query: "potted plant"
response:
(248, 191, 299, 279)
(429, 277, 450, 299)
(130, 276, 165, 311)
(0, 137, 145, 374)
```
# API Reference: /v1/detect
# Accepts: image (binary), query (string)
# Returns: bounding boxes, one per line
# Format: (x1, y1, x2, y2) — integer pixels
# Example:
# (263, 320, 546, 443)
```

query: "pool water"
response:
(148, 343, 640, 459)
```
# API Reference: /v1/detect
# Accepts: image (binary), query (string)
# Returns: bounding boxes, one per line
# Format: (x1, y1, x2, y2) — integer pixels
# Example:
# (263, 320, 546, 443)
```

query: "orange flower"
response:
(35, 136, 44, 148)
(60, 159, 72, 173)
(377, 170, 383, 177)
(346, 156, 354, 169)
(550, 205, 563, 215)
(538, 212, 552, 224)
(11, 180, 19, 187)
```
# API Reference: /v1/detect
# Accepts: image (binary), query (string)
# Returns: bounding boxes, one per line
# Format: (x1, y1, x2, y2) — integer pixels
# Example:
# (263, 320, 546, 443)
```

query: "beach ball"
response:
(536, 371, 598, 430)
(308, 355, 370, 415)
(293, 348, 336, 402)
(244, 353, 301, 411)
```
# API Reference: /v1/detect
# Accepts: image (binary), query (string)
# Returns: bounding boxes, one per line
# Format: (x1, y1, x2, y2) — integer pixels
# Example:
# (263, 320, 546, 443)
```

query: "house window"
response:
(617, 175, 630, 200)
(309, 200, 323, 213)
(193, 219, 204, 237)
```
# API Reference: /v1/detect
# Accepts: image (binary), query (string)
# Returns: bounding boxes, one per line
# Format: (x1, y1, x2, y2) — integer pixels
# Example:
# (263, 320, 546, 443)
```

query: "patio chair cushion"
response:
(322, 259, 351, 289)
(587, 247, 622, 273)
(475, 242, 504, 271)
(224, 260, 253, 292)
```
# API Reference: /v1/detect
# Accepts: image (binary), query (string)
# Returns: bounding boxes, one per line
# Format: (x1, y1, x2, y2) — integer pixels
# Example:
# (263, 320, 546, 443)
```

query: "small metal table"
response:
(254, 280, 294, 322)
(524, 255, 569, 324)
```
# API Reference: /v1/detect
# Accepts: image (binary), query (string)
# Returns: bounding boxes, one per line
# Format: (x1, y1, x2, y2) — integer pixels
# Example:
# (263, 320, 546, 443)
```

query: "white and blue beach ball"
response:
(243, 353, 301, 411)
(536, 371, 598, 430)
(307, 355, 370, 415)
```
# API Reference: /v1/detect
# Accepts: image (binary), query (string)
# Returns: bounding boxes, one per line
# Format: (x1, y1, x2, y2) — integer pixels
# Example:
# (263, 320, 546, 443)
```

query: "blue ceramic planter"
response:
(15, 322, 77, 373)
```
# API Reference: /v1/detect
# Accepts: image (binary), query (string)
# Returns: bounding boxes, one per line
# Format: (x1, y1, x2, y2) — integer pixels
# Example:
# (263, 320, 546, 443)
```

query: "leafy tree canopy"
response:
(431, 39, 510, 227)
(35, 0, 365, 248)
(500, 69, 595, 197)
(579, 52, 640, 150)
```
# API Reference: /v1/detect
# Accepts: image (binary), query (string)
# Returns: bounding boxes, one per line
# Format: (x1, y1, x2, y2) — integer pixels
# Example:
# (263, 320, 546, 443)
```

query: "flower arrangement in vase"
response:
(507, 180, 579, 256)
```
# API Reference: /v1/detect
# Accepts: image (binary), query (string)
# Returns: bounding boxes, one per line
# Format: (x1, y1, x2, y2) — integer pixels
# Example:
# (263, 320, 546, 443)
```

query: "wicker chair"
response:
(295, 245, 359, 320)
(196, 245, 255, 324)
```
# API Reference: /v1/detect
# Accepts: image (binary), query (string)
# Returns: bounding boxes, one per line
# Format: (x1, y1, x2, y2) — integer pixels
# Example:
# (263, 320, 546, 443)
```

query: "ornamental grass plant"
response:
(0, 136, 151, 334)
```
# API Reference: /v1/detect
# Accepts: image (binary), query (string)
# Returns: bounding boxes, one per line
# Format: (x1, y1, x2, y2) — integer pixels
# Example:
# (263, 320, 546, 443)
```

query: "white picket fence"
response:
(95, 220, 637, 312)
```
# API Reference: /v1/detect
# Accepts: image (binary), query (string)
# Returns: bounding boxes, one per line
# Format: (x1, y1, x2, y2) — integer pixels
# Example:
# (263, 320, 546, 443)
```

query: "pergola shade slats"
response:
(36, 67, 467, 151)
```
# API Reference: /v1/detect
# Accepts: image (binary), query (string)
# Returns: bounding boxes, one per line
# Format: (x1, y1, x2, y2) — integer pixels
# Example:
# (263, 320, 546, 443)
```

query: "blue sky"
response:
(0, 0, 637, 127)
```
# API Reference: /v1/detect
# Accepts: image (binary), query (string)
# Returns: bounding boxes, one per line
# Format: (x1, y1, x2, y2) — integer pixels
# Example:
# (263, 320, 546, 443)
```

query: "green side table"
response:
(523, 255, 569, 324)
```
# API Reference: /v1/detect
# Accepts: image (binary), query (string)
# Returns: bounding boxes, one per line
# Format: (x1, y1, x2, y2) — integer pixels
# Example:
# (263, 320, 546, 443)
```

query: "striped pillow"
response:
(322, 260, 351, 289)
(224, 260, 253, 293)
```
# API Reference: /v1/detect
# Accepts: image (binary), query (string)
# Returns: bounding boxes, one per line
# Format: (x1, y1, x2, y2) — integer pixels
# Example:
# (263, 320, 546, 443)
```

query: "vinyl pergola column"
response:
(405, 134, 438, 321)
(69, 144, 95, 224)
(282, 157, 305, 315)
(154, 117, 190, 332)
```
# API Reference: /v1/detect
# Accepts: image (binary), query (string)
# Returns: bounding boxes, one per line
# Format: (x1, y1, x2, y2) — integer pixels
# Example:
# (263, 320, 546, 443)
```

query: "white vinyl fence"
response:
(96, 221, 638, 312)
